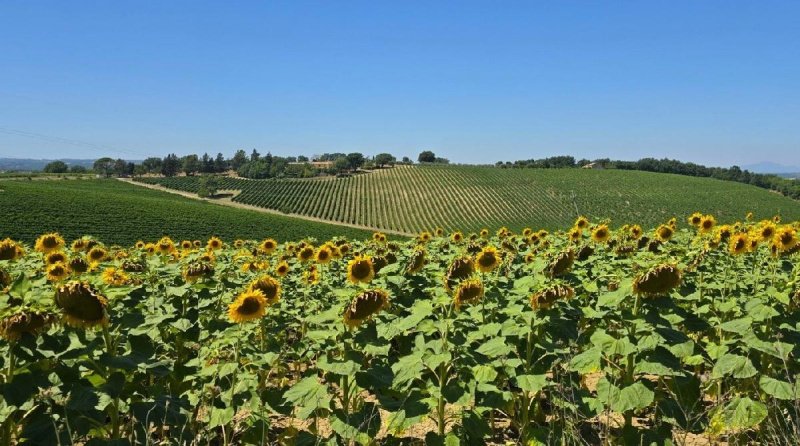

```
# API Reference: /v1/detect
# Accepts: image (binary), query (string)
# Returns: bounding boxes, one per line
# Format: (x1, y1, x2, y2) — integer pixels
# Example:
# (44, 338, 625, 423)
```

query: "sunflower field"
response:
(1, 214, 800, 445)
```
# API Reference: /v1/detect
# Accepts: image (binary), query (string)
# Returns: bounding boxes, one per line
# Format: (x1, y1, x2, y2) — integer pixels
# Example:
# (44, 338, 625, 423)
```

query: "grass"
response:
(0, 178, 373, 245)
(138, 165, 800, 233)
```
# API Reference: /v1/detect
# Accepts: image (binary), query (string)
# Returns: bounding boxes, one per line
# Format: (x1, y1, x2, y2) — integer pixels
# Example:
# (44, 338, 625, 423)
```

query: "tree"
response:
(93, 157, 116, 178)
(346, 152, 365, 171)
(250, 149, 261, 162)
(161, 154, 181, 177)
(214, 153, 228, 173)
(333, 156, 349, 173)
(113, 159, 128, 177)
(70, 165, 88, 173)
(197, 175, 219, 198)
(374, 153, 396, 168)
(418, 151, 436, 163)
(142, 157, 162, 174)
(231, 150, 248, 170)
(43, 161, 68, 173)
(402, 156, 411, 164)
(182, 155, 200, 176)
(201, 153, 214, 173)
(297, 155, 309, 162)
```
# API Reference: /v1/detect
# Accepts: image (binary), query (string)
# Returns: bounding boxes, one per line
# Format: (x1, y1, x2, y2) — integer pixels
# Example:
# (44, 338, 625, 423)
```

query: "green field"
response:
(138, 165, 800, 233)
(0, 179, 373, 245)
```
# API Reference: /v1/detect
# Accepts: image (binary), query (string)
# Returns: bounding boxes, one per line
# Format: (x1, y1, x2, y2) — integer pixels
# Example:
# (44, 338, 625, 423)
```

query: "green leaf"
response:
(317, 357, 361, 376)
(207, 406, 234, 428)
(711, 354, 757, 379)
(617, 382, 655, 412)
(568, 347, 602, 374)
(759, 376, 796, 400)
(719, 317, 753, 335)
(708, 397, 767, 435)
(472, 365, 497, 384)
(391, 353, 424, 390)
(476, 337, 512, 358)
(283, 377, 331, 415)
(516, 375, 550, 394)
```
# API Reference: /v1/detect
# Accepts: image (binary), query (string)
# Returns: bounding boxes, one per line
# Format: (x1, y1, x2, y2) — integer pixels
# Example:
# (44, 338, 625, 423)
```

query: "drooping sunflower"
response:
(227, 290, 267, 323)
(45, 251, 68, 265)
(69, 256, 89, 274)
(475, 246, 500, 273)
(259, 238, 278, 254)
(207, 236, 224, 251)
(35, 233, 65, 254)
(71, 238, 88, 252)
(453, 277, 484, 310)
(102, 267, 130, 286)
(688, 212, 703, 227)
(315, 246, 333, 264)
(699, 215, 716, 233)
(445, 256, 475, 290)
(773, 226, 797, 252)
(55, 281, 109, 328)
(121, 259, 146, 273)
(275, 261, 290, 277)
(655, 224, 674, 243)
(87, 246, 108, 264)
(546, 249, 575, 278)
(0, 238, 24, 261)
(530, 285, 575, 310)
(180, 240, 193, 250)
(247, 275, 281, 306)
(343, 289, 390, 328)
(591, 225, 611, 243)
(576, 244, 594, 261)
(347, 255, 375, 284)
(632, 264, 682, 297)
(0, 312, 58, 341)
(46, 262, 70, 282)
(574, 216, 590, 230)
(406, 248, 426, 274)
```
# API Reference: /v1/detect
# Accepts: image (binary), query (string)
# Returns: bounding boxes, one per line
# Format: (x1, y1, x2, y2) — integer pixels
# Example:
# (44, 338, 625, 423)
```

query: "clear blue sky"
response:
(1, 1, 799, 167)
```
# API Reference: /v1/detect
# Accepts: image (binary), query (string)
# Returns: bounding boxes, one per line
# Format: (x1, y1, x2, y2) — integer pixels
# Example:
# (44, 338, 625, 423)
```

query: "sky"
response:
(1, 1, 799, 167)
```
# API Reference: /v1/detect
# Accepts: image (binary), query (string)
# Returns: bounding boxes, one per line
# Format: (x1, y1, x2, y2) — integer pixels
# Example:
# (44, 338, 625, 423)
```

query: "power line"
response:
(0, 126, 153, 159)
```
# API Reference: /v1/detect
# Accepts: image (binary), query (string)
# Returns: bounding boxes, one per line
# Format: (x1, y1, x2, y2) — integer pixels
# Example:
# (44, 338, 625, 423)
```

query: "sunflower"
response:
(0, 312, 58, 341)
(85, 249, 108, 267)
(773, 215, 781, 223)
(102, 267, 130, 286)
(546, 249, 575, 278)
(530, 285, 574, 310)
(233, 239, 245, 249)
(627, 225, 642, 240)
(480, 229, 489, 238)
(45, 251, 68, 265)
(688, 212, 703, 227)
(773, 226, 797, 252)
(475, 246, 500, 273)
(0, 267, 11, 289)
(46, 262, 70, 282)
(343, 289, 390, 328)
(726, 233, 749, 256)
(247, 275, 281, 306)
(757, 221, 777, 242)
(450, 231, 464, 243)
(315, 246, 333, 264)
(207, 237, 224, 251)
(192, 240, 201, 248)
(406, 249, 426, 274)
(259, 238, 278, 254)
(632, 264, 681, 297)
(747, 237, 759, 252)
(347, 255, 374, 284)
(228, 290, 267, 323)
(418, 232, 432, 243)
(668, 217, 677, 229)
(577, 244, 594, 261)
(34, 233, 64, 254)
(180, 240, 193, 250)
(372, 232, 386, 243)
(568, 227, 582, 243)
(275, 261, 290, 277)
(453, 277, 484, 310)
(496, 227, 510, 238)
(591, 225, 611, 243)
(655, 224, 674, 242)
(0, 238, 24, 261)
(55, 281, 109, 328)
(68, 256, 89, 274)
(715, 225, 733, 242)
(338, 243, 351, 256)
(435, 227, 444, 237)
(71, 238, 89, 252)
(445, 257, 475, 290)
(121, 259, 145, 273)
(575, 216, 590, 230)
(699, 215, 716, 233)
(134, 240, 145, 250)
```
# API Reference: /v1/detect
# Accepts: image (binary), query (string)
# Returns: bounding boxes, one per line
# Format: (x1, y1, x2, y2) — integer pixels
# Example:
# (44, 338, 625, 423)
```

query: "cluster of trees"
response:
(43, 161, 88, 174)
(417, 151, 449, 164)
(497, 155, 800, 200)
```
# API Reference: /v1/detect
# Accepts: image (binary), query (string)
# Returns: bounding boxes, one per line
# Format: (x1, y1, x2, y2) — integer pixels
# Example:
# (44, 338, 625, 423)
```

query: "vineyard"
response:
(1, 215, 799, 445)
(0, 179, 372, 245)
(136, 165, 800, 234)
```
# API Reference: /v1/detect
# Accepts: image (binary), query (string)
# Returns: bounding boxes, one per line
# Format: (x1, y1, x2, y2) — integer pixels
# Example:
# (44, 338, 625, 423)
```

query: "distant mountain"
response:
(741, 161, 800, 174)
(0, 158, 141, 171)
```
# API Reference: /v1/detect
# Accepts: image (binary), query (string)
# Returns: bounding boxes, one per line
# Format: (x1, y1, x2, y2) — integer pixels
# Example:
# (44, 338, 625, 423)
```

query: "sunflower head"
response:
(46, 262, 70, 282)
(591, 225, 611, 243)
(0, 267, 10, 289)
(688, 212, 703, 227)
(496, 227, 510, 239)
(183, 262, 214, 282)
(727, 233, 749, 256)
(655, 224, 674, 242)
(180, 240, 193, 250)
(35, 233, 65, 254)
(0, 312, 58, 341)
(157, 237, 175, 254)
(530, 285, 575, 310)
(228, 290, 267, 323)
(406, 249, 426, 274)
(699, 215, 716, 233)
(629, 225, 643, 240)
(418, 232, 432, 243)
(445, 256, 475, 290)
(347, 255, 375, 284)
(71, 238, 89, 252)
(315, 246, 333, 264)
(632, 264, 682, 297)
(524, 252, 536, 263)
(343, 289, 390, 328)
(275, 261, 290, 277)
(475, 246, 500, 273)
(259, 238, 278, 254)
(575, 216, 590, 230)
(207, 237, 224, 251)
(576, 244, 594, 261)
(568, 227, 583, 243)
(0, 238, 25, 261)
(435, 227, 444, 237)
(480, 228, 489, 238)
(338, 243, 351, 256)
(757, 221, 777, 241)
(121, 259, 145, 273)
(453, 277, 484, 310)
(773, 226, 797, 252)
(297, 246, 315, 263)
(87, 246, 108, 264)
(546, 249, 575, 278)
(715, 225, 733, 242)
(55, 281, 109, 328)
(45, 251, 68, 265)
(451, 231, 464, 243)
(247, 275, 281, 305)
(102, 267, 130, 286)
(304, 264, 320, 285)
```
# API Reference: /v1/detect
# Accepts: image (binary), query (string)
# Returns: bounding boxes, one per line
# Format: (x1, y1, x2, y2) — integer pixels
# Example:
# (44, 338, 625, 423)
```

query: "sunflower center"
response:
(236, 297, 262, 315)
(351, 261, 372, 279)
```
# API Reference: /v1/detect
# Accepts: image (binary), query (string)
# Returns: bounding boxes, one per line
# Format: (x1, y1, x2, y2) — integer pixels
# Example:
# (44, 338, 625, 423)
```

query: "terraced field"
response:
(137, 165, 800, 233)
(0, 179, 373, 244)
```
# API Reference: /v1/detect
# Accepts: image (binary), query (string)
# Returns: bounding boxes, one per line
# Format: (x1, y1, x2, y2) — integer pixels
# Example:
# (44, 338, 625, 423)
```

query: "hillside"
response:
(136, 165, 800, 233)
(0, 179, 373, 245)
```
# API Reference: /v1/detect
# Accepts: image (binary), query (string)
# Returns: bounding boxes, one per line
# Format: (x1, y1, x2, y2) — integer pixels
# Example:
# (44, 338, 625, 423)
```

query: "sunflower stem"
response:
(1, 343, 16, 446)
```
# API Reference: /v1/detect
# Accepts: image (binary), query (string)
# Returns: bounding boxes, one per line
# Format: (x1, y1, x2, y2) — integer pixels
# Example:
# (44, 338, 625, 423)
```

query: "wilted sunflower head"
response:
(183, 262, 214, 282)
(575, 216, 590, 230)
(699, 215, 716, 233)
(55, 281, 109, 328)
(35, 233, 64, 254)
(102, 267, 130, 286)
(45, 251, 68, 265)
(530, 285, 575, 310)
(576, 244, 595, 261)
(259, 238, 278, 254)
(406, 249, 426, 274)
(688, 212, 703, 227)
(632, 264, 682, 297)
(655, 224, 674, 242)
(71, 238, 88, 252)
(65, 255, 89, 274)
(475, 246, 500, 273)
(453, 277, 484, 310)
(275, 261, 290, 277)
(87, 246, 108, 264)
(445, 256, 475, 290)
(207, 237, 224, 251)
(46, 262, 70, 282)
(228, 290, 267, 323)
(0, 238, 24, 261)
(180, 240, 193, 250)
(0, 312, 58, 341)
(348, 255, 375, 284)
(547, 249, 575, 278)
(480, 228, 489, 238)
(591, 225, 611, 243)
(315, 246, 333, 264)
(0, 267, 11, 289)
(247, 275, 281, 305)
(343, 289, 390, 328)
